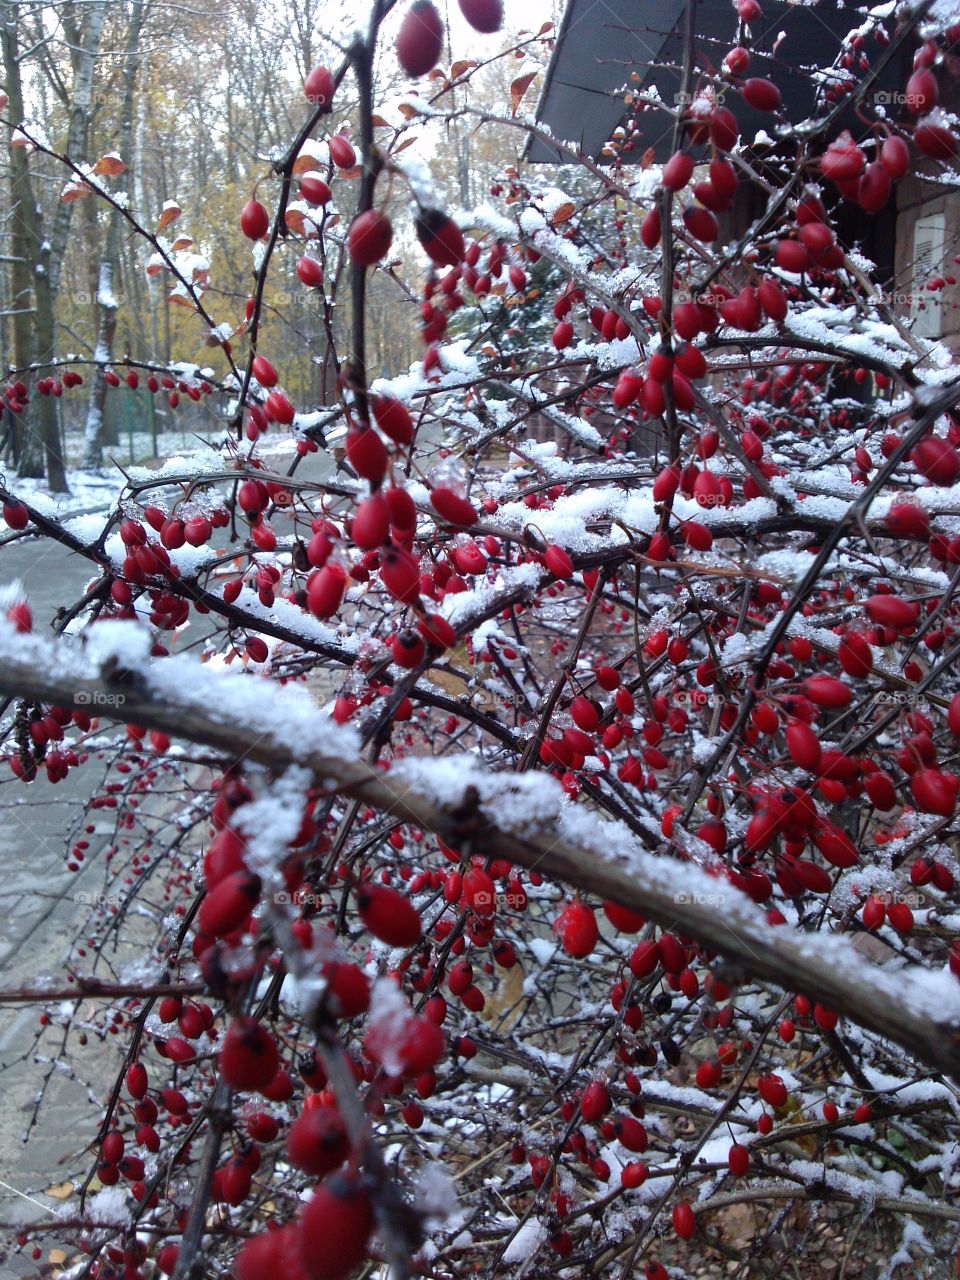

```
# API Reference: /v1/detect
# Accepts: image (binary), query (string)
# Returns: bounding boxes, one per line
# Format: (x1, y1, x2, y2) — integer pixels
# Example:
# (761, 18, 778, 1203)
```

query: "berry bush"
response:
(1, 0, 960, 1276)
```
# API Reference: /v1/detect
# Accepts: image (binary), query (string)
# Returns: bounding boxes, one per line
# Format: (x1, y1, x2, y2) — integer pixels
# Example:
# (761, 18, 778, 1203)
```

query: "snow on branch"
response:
(1, 617, 958, 1081)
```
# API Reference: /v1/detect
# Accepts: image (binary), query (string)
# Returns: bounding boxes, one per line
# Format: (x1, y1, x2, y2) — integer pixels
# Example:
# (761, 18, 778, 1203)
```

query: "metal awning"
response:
(527, 0, 903, 163)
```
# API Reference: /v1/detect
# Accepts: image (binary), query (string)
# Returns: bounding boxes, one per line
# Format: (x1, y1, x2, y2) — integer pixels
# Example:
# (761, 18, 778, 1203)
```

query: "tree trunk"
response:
(82, 0, 144, 470)
(2, 4, 43, 478)
(47, 1, 107, 297)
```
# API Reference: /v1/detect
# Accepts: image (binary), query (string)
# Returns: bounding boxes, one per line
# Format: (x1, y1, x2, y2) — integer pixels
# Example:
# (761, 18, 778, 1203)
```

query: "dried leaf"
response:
(48, 1250, 67, 1265)
(61, 182, 91, 203)
(93, 153, 125, 176)
(371, 114, 391, 128)
(292, 154, 320, 175)
(45, 1181, 74, 1200)
(640, 146, 655, 170)
(450, 60, 477, 80)
(168, 292, 197, 309)
(284, 208, 310, 237)
(395, 136, 418, 154)
(170, 236, 193, 251)
(398, 102, 420, 120)
(157, 202, 181, 230)
(550, 201, 575, 226)
(538, 20, 553, 33)
(510, 71, 538, 117)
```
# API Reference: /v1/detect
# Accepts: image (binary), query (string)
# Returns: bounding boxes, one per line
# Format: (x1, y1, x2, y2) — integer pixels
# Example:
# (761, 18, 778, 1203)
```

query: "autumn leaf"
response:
(550, 201, 575, 226)
(93, 153, 125, 177)
(395, 136, 418, 154)
(450, 60, 477, 80)
(45, 1181, 74, 1200)
(158, 202, 181, 230)
(61, 181, 91, 203)
(170, 236, 193, 251)
(168, 292, 197, 309)
(285, 208, 309, 236)
(538, 20, 553, 33)
(510, 71, 538, 117)
(292, 154, 320, 176)
(640, 146, 655, 170)
(371, 114, 391, 129)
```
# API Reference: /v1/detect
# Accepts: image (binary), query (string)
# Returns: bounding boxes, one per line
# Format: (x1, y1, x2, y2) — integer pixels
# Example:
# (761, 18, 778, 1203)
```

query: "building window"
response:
(911, 212, 945, 340)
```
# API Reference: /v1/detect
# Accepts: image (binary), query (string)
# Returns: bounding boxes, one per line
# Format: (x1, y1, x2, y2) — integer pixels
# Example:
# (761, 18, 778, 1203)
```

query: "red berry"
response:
(396, 0, 444, 77)
(347, 210, 393, 266)
(346, 426, 388, 483)
(219, 1017, 280, 1092)
(287, 1105, 349, 1176)
(327, 134, 357, 169)
(673, 1201, 696, 1240)
(458, 0, 502, 31)
(728, 1143, 750, 1176)
(240, 198, 270, 241)
(297, 1174, 373, 1280)
(307, 563, 347, 619)
(430, 486, 477, 528)
(416, 209, 465, 266)
(352, 494, 390, 549)
(662, 151, 694, 191)
(356, 882, 423, 947)
(372, 395, 414, 445)
(554, 900, 598, 957)
(300, 175, 332, 205)
(380, 545, 421, 604)
(741, 78, 781, 111)
(236, 1224, 309, 1280)
(304, 65, 335, 110)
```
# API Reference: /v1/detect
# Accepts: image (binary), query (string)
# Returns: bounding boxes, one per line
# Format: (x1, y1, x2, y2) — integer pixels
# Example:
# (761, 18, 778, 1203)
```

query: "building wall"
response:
(892, 67, 960, 357)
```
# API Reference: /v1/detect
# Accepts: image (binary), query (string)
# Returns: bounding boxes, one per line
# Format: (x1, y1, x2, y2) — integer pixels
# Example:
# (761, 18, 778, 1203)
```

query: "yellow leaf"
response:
(93, 153, 125, 176)
(158, 203, 181, 230)
(48, 1250, 67, 1265)
(510, 71, 538, 117)
(45, 1181, 74, 1200)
